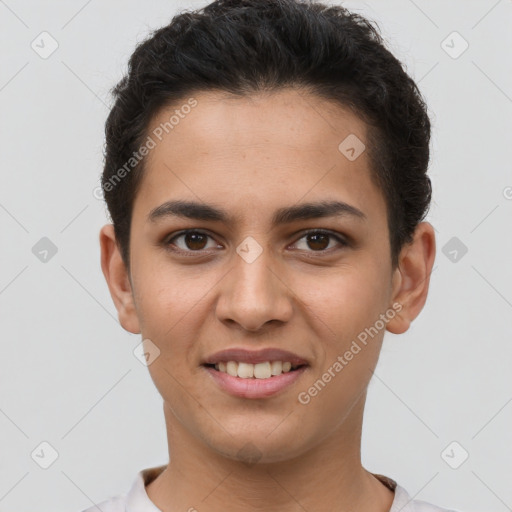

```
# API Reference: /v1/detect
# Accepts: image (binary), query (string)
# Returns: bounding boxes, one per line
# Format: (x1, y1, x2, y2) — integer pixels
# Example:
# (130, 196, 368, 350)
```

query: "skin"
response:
(100, 88, 436, 512)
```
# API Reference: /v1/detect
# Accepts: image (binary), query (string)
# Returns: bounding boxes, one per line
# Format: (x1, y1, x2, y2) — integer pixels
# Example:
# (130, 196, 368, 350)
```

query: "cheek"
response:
(132, 257, 216, 333)
(295, 262, 387, 338)
(293, 269, 387, 422)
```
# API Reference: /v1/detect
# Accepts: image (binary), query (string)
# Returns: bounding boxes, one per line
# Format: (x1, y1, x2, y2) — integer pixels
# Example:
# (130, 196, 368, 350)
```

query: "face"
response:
(102, 88, 430, 464)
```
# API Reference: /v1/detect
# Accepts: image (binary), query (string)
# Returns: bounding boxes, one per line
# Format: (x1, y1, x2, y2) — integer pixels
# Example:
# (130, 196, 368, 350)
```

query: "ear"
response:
(386, 222, 436, 335)
(99, 224, 141, 334)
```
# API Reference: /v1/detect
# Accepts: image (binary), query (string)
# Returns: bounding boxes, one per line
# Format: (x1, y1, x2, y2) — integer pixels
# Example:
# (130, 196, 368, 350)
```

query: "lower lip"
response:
(203, 365, 308, 399)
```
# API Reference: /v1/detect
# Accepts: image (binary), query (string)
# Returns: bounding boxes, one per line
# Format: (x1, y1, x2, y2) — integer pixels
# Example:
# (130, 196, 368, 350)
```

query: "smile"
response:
(203, 363, 308, 399)
(206, 360, 304, 379)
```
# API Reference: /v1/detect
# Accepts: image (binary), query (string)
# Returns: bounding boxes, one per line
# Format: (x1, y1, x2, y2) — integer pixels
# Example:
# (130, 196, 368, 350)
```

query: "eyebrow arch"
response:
(147, 199, 367, 226)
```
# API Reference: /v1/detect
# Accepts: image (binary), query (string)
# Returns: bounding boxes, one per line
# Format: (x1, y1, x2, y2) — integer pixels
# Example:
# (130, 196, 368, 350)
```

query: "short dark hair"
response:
(101, 0, 432, 271)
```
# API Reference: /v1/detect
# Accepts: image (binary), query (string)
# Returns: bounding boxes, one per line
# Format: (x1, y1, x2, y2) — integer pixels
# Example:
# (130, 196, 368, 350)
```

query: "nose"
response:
(215, 246, 293, 333)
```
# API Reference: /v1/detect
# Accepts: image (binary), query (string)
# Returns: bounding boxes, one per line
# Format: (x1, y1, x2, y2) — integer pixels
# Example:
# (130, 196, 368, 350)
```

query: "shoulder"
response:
(391, 481, 463, 512)
(80, 494, 126, 512)
(410, 497, 462, 512)
(78, 465, 166, 512)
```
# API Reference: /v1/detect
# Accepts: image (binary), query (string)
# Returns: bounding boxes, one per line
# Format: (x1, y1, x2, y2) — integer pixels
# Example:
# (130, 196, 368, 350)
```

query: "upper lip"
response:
(202, 348, 309, 366)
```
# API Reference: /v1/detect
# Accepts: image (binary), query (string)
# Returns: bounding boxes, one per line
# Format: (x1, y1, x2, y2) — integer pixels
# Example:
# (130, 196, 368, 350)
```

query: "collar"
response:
(126, 465, 166, 512)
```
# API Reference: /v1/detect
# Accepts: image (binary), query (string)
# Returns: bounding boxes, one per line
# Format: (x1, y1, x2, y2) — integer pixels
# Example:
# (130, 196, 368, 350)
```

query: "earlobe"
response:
(385, 222, 436, 335)
(99, 224, 141, 334)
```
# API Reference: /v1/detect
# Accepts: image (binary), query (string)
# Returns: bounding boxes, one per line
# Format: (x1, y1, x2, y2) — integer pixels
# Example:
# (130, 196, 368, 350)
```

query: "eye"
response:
(163, 228, 349, 256)
(165, 230, 221, 252)
(291, 229, 348, 252)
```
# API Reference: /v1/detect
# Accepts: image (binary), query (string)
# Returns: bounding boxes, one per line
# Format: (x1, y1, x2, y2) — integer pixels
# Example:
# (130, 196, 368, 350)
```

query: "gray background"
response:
(0, 1, 511, 511)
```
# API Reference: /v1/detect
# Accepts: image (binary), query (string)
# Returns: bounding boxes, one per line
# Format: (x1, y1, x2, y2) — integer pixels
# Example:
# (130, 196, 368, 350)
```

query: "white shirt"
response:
(81, 465, 460, 512)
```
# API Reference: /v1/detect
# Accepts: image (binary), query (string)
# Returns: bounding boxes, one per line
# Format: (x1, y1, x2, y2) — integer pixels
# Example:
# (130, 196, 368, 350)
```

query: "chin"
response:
(204, 429, 308, 466)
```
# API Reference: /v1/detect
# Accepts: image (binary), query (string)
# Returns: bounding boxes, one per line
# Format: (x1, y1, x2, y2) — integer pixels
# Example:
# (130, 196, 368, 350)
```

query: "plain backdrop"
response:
(0, 1, 511, 511)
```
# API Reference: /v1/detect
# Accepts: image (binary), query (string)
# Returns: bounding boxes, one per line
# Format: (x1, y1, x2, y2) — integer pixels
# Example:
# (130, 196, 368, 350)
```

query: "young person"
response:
(86, 1, 462, 510)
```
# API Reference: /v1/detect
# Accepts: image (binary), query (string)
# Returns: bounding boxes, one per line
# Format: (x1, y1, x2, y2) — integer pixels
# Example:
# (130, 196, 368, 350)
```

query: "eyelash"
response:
(163, 229, 349, 256)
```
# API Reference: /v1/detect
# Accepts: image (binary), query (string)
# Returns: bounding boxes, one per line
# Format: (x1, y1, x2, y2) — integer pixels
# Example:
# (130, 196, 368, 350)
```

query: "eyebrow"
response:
(147, 199, 367, 226)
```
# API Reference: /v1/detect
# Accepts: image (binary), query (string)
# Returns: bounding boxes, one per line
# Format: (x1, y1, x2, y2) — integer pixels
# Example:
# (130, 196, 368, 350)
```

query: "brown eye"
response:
(306, 233, 330, 251)
(292, 230, 348, 253)
(166, 230, 219, 252)
(183, 232, 208, 250)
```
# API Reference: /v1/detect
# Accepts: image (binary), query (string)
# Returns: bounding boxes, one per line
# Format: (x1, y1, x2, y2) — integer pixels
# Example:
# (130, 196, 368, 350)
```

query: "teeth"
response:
(254, 362, 271, 379)
(212, 360, 299, 379)
(237, 362, 254, 378)
(226, 361, 238, 377)
(270, 361, 282, 375)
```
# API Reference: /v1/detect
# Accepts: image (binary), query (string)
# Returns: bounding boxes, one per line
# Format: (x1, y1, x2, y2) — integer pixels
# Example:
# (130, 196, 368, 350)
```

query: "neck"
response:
(146, 392, 394, 512)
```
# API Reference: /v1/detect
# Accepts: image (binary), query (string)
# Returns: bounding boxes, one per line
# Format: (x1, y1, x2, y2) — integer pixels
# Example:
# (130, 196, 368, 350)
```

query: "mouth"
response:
(203, 360, 307, 379)
(201, 348, 310, 399)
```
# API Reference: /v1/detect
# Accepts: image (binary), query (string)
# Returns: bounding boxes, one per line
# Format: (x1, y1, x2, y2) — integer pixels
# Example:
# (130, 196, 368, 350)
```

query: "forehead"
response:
(147, 88, 367, 160)
(133, 88, 386, 225)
